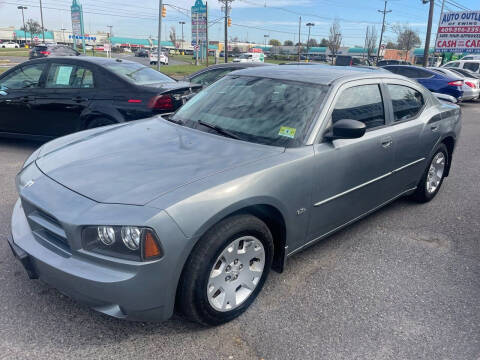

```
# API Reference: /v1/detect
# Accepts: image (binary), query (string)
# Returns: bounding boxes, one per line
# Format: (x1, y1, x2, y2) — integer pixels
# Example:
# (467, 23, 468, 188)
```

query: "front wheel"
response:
(177, 214, 274, 326)
(412, 143, 448, 202)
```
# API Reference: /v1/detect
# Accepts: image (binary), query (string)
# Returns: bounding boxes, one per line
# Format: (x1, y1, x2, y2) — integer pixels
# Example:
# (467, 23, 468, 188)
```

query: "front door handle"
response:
(381, 137, 393, 148)
(430, 125, 440, 132)
(21, 96, 34, 103)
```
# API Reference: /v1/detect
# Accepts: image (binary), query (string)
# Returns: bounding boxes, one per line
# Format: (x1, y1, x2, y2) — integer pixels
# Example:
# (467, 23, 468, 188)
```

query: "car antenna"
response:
(115, 58, 122, 62)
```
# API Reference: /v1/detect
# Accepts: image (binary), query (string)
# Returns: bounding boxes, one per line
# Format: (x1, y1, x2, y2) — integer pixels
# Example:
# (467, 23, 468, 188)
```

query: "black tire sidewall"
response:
(417, 143, 449, 201)
(179, 215, 274, 325)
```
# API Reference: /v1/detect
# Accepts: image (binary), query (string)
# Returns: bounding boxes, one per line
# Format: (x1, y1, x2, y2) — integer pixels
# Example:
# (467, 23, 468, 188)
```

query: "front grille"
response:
(21, 199, 71, 254)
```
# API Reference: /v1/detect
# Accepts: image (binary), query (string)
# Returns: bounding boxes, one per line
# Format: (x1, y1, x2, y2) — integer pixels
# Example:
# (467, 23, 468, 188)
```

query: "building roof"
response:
(413, 47, 435, 55)
(109, 37, 174, 47)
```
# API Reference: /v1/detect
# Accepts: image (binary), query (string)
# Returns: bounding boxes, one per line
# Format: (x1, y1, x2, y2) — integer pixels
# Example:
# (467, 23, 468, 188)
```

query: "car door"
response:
(32, 61, 96, 137)
(0, 62, 47, 135)
(383, 80, 438, 192)
(307, 80, 398, 241)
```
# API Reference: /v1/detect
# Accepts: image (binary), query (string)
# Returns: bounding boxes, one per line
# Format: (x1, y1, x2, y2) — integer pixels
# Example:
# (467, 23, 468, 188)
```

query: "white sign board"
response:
(435, 11, 480, 53)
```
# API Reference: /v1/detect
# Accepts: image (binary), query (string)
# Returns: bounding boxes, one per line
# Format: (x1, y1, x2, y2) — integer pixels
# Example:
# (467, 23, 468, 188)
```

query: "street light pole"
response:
(219, 0, 233, 64)
(264, 34, 269, 48)
(306, 22, 314, 61)
(61, 27, 66, 44)
(376, 0, 391, 64)
(17, 6, 27, 46)
(157, 0, 163, 71)
(179, 21, 185, 51)
(39, 0, 45, 43)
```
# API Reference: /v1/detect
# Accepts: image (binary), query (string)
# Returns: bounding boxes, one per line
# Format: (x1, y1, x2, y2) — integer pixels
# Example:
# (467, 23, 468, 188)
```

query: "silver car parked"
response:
(9, 66, 461, 325)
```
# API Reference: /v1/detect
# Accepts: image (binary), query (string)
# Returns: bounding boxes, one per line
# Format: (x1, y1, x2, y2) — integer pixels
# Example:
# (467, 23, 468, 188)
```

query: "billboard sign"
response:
(191, 0, 207, 57)
(435, 11, 480, 53)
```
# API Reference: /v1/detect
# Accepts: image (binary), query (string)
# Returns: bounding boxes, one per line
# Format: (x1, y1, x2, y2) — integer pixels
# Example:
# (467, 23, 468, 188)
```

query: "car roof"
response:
(25, 56, 140, 66)
(229, 64, 406, 85)
(202, 62, 274, 69)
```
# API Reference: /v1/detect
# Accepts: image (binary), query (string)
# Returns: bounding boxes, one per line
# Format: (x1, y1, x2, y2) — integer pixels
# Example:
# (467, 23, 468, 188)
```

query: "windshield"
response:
(239, 54, 252, 59)
(105, 61, 174, 85)
(172, 75, 327, 147)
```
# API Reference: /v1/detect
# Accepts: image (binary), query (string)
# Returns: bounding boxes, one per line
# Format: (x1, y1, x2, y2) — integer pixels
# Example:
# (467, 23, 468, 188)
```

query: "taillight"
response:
(148, 94, 174, 110)
(39, 51, 50, 55)
(465, 81, 476, 89)
(127, 99, 142, 103)
(448, 80, 463, 86)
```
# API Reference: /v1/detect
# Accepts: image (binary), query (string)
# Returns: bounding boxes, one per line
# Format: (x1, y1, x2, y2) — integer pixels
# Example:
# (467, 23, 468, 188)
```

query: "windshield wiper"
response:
(197, 120, 242, 140)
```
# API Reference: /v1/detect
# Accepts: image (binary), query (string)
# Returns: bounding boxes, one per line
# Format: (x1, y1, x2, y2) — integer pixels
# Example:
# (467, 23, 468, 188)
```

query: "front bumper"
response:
(9, 164, 193, 322)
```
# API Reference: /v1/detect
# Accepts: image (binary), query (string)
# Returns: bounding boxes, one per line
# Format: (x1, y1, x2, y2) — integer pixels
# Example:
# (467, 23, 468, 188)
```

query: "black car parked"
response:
(0, 57, 200, 140)
(135, 48, 149, 57)
(184, 62, 273, 87)
(29, 43, 80, 59)
(335, 55, 372, 66)
(377, 59, 412, 66)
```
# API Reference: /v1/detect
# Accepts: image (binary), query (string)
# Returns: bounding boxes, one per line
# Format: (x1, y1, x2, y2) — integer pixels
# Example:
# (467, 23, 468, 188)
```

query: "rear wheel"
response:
(412, 143, 448, 202)
(177, 214, 274, 326)
(86, 117, 116, 129)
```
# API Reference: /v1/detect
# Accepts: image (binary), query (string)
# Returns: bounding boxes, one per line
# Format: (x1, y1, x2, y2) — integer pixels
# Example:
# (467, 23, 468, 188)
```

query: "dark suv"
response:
(29, 44, 79, 59)
(335, 55, 372, 66)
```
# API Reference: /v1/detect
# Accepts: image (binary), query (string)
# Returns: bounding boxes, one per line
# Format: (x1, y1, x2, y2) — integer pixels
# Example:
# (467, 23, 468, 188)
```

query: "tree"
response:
(319, 38, 329, 47)
(283, 40, 293, 46)
(269, 39, 281, 46)
(307, 38, 318, 47)
(328, 20, 342, 64)
(169, 26, 177, 48)
(364, 25, 377, 60)
(386, 41, 397, 49)
(392, 24, 421, 60)
(21, 19, 42, 43)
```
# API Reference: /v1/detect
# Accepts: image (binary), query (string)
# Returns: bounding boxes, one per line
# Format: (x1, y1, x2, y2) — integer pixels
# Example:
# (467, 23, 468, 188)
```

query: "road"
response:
(0, 103, 479, 360)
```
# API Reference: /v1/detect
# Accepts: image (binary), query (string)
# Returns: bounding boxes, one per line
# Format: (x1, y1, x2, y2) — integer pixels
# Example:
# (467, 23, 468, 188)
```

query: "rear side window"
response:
(387, 84, 425, 121)
(46, 64, 95, 88)
(190, 68, 235, 86)
(332, 84, 385, 130)
(335, 56, 351, 66)
(0, 63, 46, 89)
(445, 62, 460, 68)
(463, 62, 479, 72)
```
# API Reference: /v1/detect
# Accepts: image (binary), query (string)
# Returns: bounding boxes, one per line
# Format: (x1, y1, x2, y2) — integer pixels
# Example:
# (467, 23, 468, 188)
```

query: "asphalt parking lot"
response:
(0, 103, 479, 360)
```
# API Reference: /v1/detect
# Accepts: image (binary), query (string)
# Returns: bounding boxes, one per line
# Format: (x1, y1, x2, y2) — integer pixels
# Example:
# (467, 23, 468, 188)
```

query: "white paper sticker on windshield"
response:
(278, 126, 296, 139)
(56, 66, 73, 85)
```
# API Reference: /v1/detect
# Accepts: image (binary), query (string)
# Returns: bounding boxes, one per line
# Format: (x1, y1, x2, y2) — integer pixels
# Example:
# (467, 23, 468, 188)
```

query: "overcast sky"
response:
(0, 0, 474, 46)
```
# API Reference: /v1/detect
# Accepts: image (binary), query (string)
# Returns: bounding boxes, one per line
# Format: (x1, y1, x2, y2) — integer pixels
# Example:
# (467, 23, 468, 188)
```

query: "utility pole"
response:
(219, 0, 233, 63)
(107, 25, 113, 58)
(376, 0, 391, 64)
(298, 16, 301, 62)
(17, 6, 27, 46)
(422, 0, 435, 67)
(206, 2, 209, 66)
(157, 0, 163, 71)
(306, 22, 314, 61)
(434, 0, 445, 64)
(264, 34, 269, 48)
(179, 21, 185, 51)
(39, 0, 45, 43)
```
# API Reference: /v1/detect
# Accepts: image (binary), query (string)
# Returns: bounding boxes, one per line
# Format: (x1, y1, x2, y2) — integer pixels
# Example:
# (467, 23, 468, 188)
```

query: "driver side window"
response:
(331, 84, 385, 130)
(0, 63, 46, 89)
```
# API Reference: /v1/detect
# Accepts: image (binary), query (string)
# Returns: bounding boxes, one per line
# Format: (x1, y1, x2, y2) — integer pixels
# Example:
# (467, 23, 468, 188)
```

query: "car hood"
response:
(35, 118, 282, 205)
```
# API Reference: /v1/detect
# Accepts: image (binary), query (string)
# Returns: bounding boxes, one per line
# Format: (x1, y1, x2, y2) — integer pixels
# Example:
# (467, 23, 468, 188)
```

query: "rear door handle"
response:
(21, 96, 34, 102)
(381, 137, 393, 148)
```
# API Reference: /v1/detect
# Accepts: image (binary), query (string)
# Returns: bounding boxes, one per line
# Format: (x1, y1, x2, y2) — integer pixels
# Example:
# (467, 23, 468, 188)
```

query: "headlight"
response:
(82, 226, 162, 261)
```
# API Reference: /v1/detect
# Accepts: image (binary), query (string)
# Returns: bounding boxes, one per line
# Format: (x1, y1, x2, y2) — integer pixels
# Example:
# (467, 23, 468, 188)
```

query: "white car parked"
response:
(149, 51, 168, 65)
(1, 42, 20, 49)
(233, 52, 265, 63)
(444, 60, 480, 74)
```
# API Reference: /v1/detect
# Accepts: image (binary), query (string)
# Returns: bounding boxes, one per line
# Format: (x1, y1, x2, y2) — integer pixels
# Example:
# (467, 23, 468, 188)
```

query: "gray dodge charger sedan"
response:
(9, 65, 461, 325)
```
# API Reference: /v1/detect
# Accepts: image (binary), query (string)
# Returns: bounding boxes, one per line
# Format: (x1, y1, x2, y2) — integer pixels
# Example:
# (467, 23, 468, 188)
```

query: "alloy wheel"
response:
(426, 152, 446, 194)
(207, 236, 265, 312)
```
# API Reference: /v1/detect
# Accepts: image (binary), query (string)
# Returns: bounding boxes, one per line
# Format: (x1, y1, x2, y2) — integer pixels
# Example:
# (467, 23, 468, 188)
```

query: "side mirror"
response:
(432, 92, 457, 104)
(326, 119, 366, 140)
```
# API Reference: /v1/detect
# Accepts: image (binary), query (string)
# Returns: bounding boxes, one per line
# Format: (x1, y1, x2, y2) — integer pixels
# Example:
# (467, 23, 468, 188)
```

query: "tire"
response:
(177, 214, 274, 326)
(412, 143, 449, 203)
(86, 117, 116, 129)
